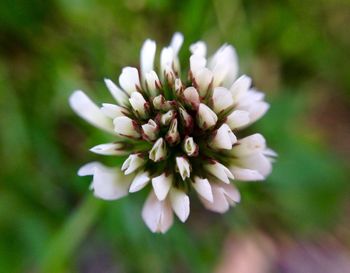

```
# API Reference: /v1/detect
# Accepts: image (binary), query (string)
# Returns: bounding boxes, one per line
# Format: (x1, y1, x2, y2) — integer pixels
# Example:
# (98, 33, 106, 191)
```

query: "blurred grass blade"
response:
(38, 195, 104, 273)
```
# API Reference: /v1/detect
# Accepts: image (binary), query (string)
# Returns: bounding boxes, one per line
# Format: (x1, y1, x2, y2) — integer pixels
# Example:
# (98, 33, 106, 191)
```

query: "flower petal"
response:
(140, 39, 156, 80)
(170, 188, 190, 222)
(175, 156, 191, 180)
(129, 91, 149, 119)
(201, 183, 240, 213)
(229, 167, 264, 181)
(142, 191, 174, 233)
(204, 161, 234, 184)
(231, 134, 266, 157)
(208, 44, 238, 88)
(226, 110, 250, 130)
(90, 143, 127, 156)
(149, 138, 167, 162)
(104, 79, 129, 107)
(121, 154, 145, 175)
(152, 173, 172, 201)
(209, 123, 237, 150)
(78, 162, 130, 200)
(190, 41, 207, 57)
(119, 67, 141, 95)
(113, 116, 140, 138)
(235, 153, 272, 177)
(212, 87, 234, 113)
(69, 91, 114, 133)
(197, 103, 218, 130)
(101, 103, 129, 119)
(193, 177, 213, 202)
(170, 32, 184, 55)
(129, 171, 150, 193)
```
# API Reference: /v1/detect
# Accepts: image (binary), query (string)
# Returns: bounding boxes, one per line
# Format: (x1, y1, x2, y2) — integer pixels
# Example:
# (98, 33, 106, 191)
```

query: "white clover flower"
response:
(69, 33, 276, 233)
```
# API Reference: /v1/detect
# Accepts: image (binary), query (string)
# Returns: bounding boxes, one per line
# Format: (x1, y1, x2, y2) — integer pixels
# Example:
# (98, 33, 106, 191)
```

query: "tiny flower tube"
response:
(165, 119, 180, 145)
(182, 136, 198, 157)
(149, 138, 167, 162)
(175, 156, 191, 180)
(141, 119, 159, 141)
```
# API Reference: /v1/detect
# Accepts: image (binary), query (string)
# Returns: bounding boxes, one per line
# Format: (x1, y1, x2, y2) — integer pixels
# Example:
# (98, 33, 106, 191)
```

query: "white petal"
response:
(119, 67, 141, 95)
(113, 116, 140, 138)
(190, 54, 206, 76)
(194, 68, 213, 98)
(141, 119, 159, 141)
(142, 191, 174, 233)
(149, 138, 167, 162)
(245, 101, 270, 124)
(104, 79, 129, 107)
(201, 183, 240, 213)
(129, 91, 148, 119)
(204, 161, 234, 184)
(145, 70, 161, 97)
(175, 157, 191, 180)
(140, 39, 156, 79)
(129, 171, 150, 192)
(69, 90, 114, 133)
(152, 173, 172, 201)
(170, 188, 190, 222)
(209, 124, 237, 150)
(193, 177, 213, 202)
(197, 103, 218, 130)
(263, 148, 278, 157)
(226, 110, 250, 130)
(221, 183, 241, 204)
(208, 45, 238, 88)
(160, 47, 174, 78)
(90, 143, 126, 156)
(121, 154, 144, 175)
(170, 32, 184, 55)
(78, 162, 130, 200)
(230, 75, 252, 102)
(235, 153, 272, 177)
(101, 103, 129, 119)
(190, 41, 207, 57)
(212, 87, 234, 113)
(201, 184, 229, 213)
(231, 133, 266, 157)
(183, 87, 200, 109)
(78, 161, 103, 176)
(230, 167, 264, 181)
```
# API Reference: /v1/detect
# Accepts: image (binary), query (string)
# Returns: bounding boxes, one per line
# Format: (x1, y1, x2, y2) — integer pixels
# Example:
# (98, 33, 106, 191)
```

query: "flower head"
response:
(70, 33, 276, 233)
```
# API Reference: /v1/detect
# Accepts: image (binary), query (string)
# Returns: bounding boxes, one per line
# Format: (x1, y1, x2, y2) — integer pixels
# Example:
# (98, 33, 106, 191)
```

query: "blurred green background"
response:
(1, 0, 350, 272)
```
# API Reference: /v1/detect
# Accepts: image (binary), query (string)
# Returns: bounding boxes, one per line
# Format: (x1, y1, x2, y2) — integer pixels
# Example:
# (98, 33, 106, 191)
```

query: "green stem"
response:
(38, 195, 104, 273)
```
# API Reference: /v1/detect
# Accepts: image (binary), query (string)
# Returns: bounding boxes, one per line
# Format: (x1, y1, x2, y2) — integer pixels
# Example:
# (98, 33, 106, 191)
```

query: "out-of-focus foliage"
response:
(0, 0, 349, 272)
